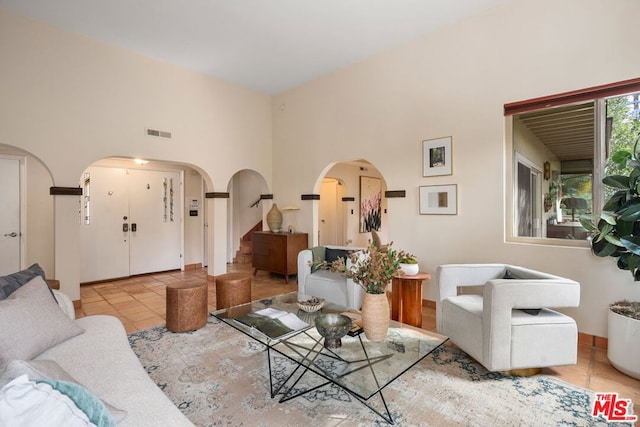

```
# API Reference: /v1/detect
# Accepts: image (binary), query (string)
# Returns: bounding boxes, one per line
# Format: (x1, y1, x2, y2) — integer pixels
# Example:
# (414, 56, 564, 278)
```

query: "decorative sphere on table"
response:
(315, 314, 352, 349)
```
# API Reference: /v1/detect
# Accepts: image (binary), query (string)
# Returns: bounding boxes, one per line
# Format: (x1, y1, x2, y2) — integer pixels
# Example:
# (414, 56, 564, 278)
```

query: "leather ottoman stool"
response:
(215, 273, 252, 309)
(166, 282, 208, 332)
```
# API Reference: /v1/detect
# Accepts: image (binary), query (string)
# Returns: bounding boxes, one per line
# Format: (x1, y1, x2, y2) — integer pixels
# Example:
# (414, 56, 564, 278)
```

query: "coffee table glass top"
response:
(211, 292, 448, 400)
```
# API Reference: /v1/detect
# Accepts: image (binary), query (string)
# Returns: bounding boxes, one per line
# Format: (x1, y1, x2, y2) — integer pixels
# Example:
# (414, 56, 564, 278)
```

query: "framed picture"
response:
(359, 176, 382, 232)
(419, 184, 457, 215)
(423, 136, 452, 177)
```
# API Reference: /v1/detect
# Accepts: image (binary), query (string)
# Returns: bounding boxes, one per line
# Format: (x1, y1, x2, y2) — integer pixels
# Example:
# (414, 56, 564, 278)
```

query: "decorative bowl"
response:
(315, 313, 353, 349)
(297, 297, 325, 313)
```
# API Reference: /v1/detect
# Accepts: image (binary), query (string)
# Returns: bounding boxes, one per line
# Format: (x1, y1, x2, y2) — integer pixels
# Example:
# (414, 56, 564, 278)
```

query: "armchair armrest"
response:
(297, 249, 313, 294)
(435, 264, 509, 331)
(482, 277, 580, 370)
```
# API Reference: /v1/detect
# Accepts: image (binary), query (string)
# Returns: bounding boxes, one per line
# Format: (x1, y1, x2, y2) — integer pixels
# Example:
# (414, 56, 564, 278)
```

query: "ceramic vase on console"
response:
(266, 203, 283, 232)
(361, 291, 390, 342)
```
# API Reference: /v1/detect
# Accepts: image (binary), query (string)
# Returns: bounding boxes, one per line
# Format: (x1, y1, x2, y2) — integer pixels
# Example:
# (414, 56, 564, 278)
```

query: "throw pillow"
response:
(0, 276, 84, 366)
(309, 246, 326, 273)
(502, 269, 541, 315)
(0, 263, 53, 301)
(325, 248, 350, 264)
(36, 379, 116, 427)
(0, 359, 127, 422)
(0, 375, 94, 427)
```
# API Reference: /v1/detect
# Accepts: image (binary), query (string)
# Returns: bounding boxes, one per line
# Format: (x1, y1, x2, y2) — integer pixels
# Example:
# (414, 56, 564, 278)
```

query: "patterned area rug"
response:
(128, 317, 632, 426)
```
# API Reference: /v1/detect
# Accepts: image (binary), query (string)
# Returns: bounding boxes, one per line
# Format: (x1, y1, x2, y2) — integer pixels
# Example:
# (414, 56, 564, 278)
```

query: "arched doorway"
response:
(313, 159, 388, 248)
(226, 169, 269, 264)
(79, 157, 208, 283)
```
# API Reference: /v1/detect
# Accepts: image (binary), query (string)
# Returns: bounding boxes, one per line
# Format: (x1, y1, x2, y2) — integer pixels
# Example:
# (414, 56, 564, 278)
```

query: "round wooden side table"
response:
(391, 272, 431, 328)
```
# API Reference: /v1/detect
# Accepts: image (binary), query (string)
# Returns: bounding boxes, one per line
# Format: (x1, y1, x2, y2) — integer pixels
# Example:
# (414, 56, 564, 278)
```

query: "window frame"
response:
(505, 78, 640, 247)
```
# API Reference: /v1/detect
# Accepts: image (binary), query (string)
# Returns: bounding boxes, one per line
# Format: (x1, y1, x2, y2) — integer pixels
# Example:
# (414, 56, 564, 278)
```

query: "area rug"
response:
(128, 317, 634, 426)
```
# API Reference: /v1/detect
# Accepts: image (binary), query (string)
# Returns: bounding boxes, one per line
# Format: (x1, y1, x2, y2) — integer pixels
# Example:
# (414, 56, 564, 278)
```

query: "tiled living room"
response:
(73, 266, 640, 423)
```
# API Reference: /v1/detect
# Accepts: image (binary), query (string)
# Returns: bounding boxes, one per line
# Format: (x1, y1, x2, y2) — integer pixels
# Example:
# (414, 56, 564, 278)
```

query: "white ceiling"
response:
(0, 0, 507, 94)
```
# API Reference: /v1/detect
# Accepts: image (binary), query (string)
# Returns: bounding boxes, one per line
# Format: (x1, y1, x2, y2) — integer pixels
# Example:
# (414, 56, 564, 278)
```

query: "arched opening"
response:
(313, 159, 388, 248)
(226, 169, 269, 265)
(0, 144, 54, 276)
(78, 157, 211, 283)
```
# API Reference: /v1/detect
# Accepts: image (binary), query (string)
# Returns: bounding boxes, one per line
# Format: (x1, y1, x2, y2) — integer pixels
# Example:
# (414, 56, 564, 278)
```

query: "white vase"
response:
(607, 309, 640, 380)
(399, 263, 419, 276)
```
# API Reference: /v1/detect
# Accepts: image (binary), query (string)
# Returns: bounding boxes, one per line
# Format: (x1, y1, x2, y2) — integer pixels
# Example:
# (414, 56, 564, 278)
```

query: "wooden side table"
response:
(391, 272, 431, 328)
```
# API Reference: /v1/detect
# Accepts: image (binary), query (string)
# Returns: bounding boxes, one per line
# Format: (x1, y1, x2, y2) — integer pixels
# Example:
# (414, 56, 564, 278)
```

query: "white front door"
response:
(0, 157, 23, 275)
(128, 169, 181, 275)
(80, 167, 130, 282)
(80, 167, 182, 282)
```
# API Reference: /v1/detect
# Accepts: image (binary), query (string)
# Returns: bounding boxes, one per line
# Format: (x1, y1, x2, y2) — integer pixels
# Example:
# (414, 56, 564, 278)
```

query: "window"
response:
(505, 78, 640, 244)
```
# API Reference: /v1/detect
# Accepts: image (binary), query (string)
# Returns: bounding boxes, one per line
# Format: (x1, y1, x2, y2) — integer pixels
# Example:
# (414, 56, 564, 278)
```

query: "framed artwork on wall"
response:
(359, 176, 382, 232)
(423, 136, 452, 177)
(419, 184, 457, 215)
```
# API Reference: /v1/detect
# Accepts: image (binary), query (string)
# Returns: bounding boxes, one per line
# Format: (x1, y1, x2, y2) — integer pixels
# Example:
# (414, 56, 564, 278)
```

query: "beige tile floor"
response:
(76, 264, 640, 411)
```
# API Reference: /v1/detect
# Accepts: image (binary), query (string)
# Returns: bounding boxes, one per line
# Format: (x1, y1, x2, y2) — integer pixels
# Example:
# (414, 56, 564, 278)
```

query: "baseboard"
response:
(73, 299, 81, 309)
(184, 263, 202, 270)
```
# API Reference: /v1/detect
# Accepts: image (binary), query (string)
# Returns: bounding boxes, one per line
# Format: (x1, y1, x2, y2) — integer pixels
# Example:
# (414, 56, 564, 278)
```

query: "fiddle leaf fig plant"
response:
(580, 133, 640, 281)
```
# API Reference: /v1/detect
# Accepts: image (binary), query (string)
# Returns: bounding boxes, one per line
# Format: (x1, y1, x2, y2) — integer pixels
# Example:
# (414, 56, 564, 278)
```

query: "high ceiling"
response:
(0, 0, 507, 94)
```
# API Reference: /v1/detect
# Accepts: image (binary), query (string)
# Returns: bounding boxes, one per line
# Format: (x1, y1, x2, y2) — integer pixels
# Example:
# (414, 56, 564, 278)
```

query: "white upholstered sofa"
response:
(0, 265, 193, 426)
(297, 245, 365, 310)
(435, 264, 580, 372)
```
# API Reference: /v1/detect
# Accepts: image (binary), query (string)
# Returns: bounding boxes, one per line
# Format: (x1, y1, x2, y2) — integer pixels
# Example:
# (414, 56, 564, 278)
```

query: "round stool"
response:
(166, 282, 208, 332)
(215, 273, 252, 309)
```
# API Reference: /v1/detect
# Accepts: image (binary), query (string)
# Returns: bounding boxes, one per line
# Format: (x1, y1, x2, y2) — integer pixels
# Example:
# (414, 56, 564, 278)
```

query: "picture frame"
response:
(359, 176, 382, 232)
(419, 184, 457, 215)
(423, 136, 452, 177)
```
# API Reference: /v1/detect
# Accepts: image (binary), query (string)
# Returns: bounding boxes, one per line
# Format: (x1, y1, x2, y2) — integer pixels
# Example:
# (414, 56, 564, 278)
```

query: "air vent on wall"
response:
(146, 128, 172, 139)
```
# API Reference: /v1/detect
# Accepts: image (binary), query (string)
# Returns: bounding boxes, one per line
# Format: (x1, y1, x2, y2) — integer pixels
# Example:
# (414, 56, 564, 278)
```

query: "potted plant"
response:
(399, 254, 419, 276)
(580, 134, 640, 380)
(322, 242, 410, 341)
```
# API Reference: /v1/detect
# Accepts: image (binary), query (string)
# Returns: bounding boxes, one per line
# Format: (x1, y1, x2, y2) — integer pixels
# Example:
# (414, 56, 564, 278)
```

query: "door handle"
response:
(131, 223, 137, 232)
(3, 232, 17, 238)
(122, 223, 129, 232)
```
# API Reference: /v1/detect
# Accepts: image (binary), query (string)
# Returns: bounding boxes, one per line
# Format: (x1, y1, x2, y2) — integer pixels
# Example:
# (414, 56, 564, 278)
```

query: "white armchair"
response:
(435, 264, 580, 372)
(297, 246, 365, 310)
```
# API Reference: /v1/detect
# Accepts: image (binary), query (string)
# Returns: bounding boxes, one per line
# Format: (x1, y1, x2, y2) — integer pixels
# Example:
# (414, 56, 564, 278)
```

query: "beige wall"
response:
(2, 0, 640, 337)
(0, 10, 272, 299)
(272, 0, 640, 337)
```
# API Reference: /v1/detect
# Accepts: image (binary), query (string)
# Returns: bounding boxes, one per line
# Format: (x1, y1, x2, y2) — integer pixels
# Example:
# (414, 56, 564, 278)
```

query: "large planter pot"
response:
(361, 292, 390, 342)
(607, 309, 640, 380)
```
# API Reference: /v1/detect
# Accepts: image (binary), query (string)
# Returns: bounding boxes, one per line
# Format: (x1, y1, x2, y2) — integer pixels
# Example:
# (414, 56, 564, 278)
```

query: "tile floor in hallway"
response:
(76, 265, 640, 410)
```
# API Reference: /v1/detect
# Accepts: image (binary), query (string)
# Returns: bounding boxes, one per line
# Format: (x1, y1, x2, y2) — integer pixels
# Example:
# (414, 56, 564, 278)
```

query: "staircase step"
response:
(235, 254, 252, 264)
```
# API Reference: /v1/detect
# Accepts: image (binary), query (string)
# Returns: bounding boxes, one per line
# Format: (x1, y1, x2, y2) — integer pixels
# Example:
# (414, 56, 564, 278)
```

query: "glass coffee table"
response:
(211, 292, 448, 424)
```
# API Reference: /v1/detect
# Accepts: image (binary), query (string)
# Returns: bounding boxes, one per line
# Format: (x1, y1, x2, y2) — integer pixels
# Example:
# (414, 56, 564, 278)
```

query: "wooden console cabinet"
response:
(252, 231, 308, 283)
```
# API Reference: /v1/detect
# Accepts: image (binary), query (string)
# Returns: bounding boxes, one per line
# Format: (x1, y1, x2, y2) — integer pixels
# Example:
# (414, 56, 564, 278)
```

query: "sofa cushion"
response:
(309, 246, 326, 272)
(0, 263, 52, 301)
(37, 379, 116, 427)
(0, 359, 127, 422)
(0, 375, 95, 427)
(0, 276, 84, 367)
(325, 247, 350, 264)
